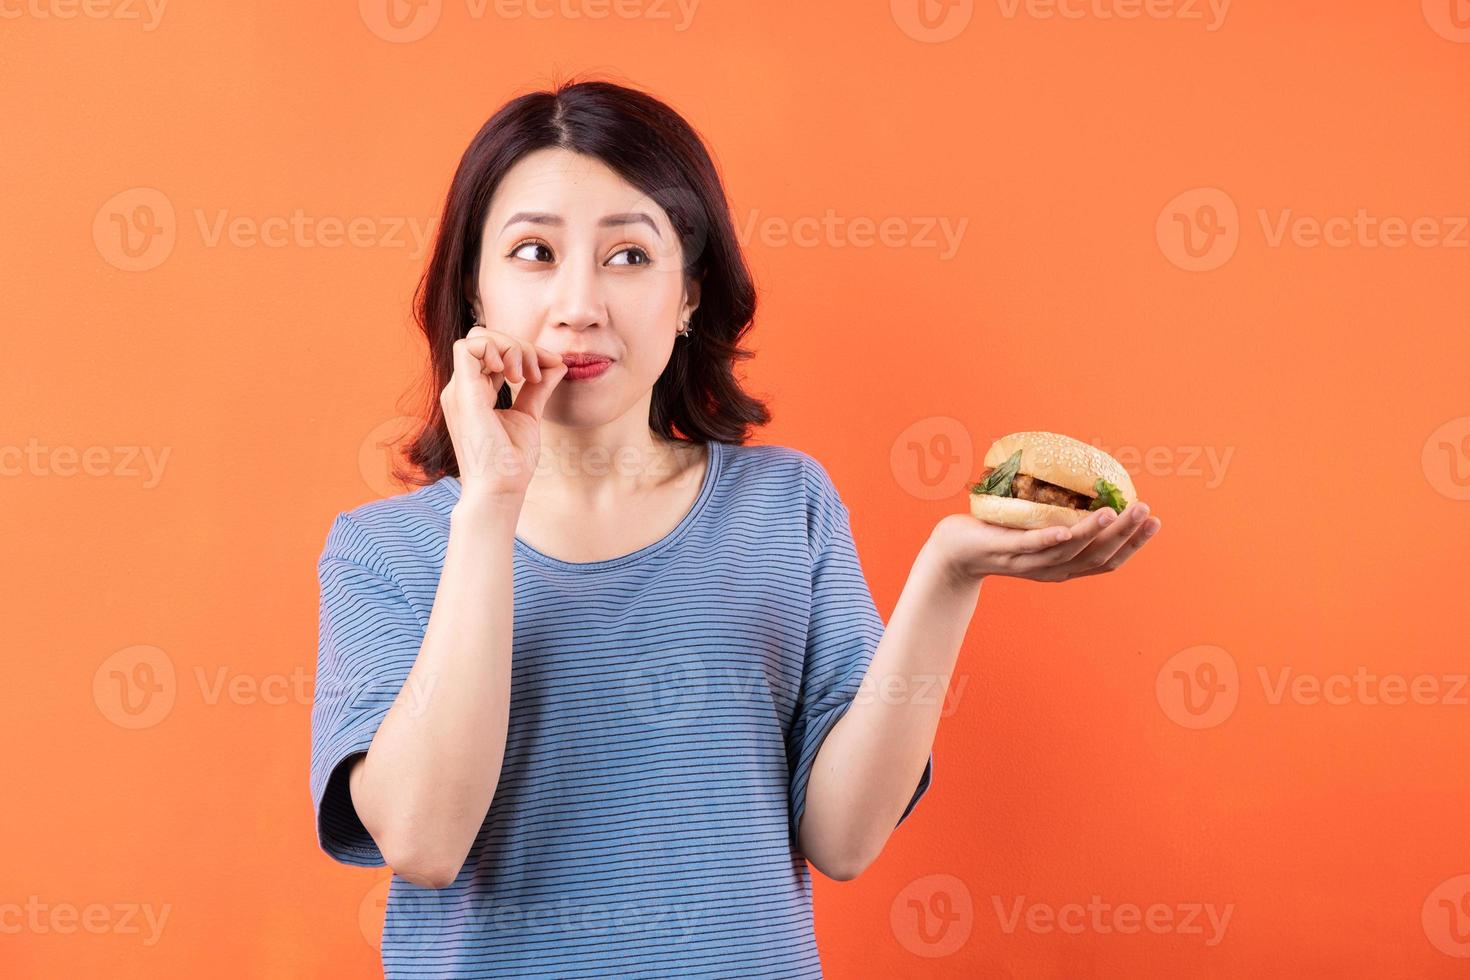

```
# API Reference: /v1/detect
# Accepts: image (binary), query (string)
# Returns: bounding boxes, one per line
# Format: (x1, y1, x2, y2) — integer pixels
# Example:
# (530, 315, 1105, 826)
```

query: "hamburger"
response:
(969, 431, 1135, 529)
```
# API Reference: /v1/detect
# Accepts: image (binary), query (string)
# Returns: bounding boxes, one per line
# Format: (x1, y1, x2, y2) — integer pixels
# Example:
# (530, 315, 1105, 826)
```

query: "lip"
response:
(558, 354, 611, 382)
(561, 352, 614, 367)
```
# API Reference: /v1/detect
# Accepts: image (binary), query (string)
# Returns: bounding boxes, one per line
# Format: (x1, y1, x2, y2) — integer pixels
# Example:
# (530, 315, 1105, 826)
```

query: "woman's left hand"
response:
(928, 502, 1162, 584)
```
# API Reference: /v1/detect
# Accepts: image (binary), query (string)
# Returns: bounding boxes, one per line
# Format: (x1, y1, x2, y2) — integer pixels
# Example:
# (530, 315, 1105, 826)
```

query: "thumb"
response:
(508, 358, 569, 420)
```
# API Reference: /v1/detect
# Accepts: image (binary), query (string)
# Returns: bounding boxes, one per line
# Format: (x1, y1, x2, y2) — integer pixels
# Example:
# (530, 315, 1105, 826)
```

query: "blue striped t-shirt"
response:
(308, 439, 934, 978)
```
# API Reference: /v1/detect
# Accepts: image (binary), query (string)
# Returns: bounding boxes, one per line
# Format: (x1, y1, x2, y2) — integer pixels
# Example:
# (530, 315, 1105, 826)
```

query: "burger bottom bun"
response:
(969, 493, 1091, 530)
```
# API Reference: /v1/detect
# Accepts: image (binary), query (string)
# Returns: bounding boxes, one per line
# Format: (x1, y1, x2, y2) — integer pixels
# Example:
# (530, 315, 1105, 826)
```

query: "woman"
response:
(308, 78, 1161, 978)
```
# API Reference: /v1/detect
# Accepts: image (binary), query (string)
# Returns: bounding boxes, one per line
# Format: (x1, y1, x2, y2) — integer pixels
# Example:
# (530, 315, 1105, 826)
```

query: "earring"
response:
(679, 318, 693, 338)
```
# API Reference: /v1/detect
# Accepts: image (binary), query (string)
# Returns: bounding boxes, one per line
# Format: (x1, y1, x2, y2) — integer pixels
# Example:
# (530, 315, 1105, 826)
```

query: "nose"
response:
(548, 253, 605, 332)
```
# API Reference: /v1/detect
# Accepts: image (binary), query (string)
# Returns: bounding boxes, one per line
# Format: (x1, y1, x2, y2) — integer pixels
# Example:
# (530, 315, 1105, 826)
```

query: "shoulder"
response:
(718, 441, 846, 550)
(719, 440, 839, 498)
(317, 479, 455, 581)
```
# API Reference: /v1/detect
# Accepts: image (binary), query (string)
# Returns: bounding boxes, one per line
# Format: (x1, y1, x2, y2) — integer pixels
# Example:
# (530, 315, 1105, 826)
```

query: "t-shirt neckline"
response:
(442, 440, 723, 572)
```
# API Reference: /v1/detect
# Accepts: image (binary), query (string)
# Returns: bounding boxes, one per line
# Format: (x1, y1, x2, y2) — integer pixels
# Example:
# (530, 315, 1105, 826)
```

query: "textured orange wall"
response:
(4, 1, 1468, 977)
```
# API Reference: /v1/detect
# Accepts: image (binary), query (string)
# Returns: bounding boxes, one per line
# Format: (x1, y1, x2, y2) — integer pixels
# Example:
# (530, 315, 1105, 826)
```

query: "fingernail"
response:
(1098, 513, 1114, 527)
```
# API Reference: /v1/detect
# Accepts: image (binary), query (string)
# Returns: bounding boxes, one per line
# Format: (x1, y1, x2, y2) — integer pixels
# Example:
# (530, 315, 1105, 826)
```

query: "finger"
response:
(1075, 515, 1161, 577)
(1036, 507, 1116, 562)
(520, 339, 543, 383)
(1001, 523, 1078, 554)
(508, 358, 569, 421)
(1007, 504, 1140, 572)
(450, 338, 495, 409)
(501, 345, 525, 384)
(451, 338, 478, 382)
(1063, 503, 1153, 573)
(998, 506, 1108, 564)
(464, 334, 504, 374)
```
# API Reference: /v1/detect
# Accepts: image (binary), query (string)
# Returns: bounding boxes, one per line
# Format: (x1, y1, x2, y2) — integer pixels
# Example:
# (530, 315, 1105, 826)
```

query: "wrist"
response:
(451, 491, 523, 532)
(920, 529, 986, 593)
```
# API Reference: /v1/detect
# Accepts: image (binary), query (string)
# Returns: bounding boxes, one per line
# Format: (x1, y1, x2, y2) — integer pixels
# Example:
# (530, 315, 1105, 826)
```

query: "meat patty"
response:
(976, 466, 1093, 509)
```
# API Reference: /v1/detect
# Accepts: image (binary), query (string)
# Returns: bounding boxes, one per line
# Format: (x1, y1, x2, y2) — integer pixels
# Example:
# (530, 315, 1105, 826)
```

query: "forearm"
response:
(799, 535, 981, 878)
(349, 493, 520, 887)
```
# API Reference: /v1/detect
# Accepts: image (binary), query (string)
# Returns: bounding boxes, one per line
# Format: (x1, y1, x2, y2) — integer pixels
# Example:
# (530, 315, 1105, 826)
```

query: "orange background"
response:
(4, 1, 1469, 977)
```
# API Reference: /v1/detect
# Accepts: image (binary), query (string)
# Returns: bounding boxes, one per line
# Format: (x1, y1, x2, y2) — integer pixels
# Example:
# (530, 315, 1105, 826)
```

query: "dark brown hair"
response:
(397, 76, 771, 486)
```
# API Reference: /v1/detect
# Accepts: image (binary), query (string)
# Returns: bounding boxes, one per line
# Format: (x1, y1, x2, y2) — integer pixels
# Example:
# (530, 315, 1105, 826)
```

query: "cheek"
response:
(611, 277, 684, 329)
(480, 281, 545, 341)
(614, 301, 678, 357)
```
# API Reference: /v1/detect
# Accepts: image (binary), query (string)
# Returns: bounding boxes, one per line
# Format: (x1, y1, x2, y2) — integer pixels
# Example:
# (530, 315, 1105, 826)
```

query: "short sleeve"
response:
(786, 459, 934, 853)
(308, 513, 427, 868)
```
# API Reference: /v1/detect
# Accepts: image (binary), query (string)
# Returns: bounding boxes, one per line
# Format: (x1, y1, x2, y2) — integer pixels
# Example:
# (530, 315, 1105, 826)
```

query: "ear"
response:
(684, 273, 702, 319)
(463, 274, 480, 314)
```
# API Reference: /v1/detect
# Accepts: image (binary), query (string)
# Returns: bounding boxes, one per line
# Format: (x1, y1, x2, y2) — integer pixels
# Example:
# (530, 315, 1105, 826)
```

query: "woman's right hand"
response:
(441, 325, 568, 501)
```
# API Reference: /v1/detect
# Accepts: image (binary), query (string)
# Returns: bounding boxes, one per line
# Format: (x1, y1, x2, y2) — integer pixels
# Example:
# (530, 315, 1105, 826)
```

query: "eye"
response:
(607, 245, 651, 267)
(508, 240, 553, 263)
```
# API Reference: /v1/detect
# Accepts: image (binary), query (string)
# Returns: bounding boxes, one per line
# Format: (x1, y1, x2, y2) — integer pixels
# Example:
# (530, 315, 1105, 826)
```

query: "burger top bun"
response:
(982, 431, 1136, 503)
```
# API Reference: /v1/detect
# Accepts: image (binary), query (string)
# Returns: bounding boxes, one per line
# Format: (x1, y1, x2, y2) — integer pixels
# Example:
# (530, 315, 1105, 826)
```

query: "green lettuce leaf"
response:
(971, 449, 1022, 497)
(1087, 478, 1128, 514)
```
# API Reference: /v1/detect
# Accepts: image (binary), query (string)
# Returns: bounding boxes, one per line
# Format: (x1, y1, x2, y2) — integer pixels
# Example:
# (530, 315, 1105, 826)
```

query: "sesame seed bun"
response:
(968, 431, 1135, 530)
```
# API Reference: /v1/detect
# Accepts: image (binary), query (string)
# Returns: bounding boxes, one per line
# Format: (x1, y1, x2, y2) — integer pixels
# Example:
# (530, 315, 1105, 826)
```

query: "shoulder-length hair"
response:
(397, 77, 771, 486)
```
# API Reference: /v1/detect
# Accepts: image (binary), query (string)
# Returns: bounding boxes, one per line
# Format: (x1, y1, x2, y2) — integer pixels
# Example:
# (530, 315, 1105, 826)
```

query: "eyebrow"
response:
(500, 211, 662, 239)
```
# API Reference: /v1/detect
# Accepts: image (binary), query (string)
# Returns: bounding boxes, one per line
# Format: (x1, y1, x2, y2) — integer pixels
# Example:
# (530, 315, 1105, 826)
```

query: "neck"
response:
(525, 422, 687, 505)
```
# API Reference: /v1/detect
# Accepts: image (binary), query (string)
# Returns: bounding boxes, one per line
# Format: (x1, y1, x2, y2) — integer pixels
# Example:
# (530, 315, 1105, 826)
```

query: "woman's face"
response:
(473, 147, 699, 428)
